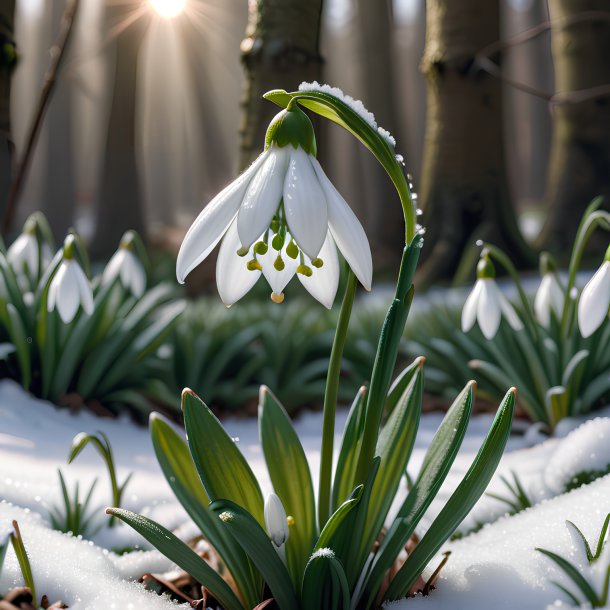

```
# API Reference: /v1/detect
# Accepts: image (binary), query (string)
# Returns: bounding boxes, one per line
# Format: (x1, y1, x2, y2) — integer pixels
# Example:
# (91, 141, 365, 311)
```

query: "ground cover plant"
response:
(407, 199, 610, 431)
(0, 216, 184, 417)
(108, 84, 516, 609)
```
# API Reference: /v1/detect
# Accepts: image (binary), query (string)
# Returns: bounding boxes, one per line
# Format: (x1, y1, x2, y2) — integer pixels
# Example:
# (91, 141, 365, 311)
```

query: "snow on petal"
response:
(310, 157, 372, 290)
(298, 232, 340, 309)
(216, 220, 260, 307)
(237, 146, 288, 249)
(578, 261, 610, 338)
(283, 148, 328, 260)
(176, 150, 268, 284)
(461, 279, 484, 332)
(477, 279, 502, 339)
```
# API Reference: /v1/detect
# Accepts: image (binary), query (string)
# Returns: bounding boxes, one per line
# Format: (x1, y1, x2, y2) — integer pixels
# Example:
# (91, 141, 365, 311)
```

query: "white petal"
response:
(8, 234, 38, 276)
(264, 493, 288, 547)
(47, 272, 59, 312)
(176, 150, 268, 283)
(259, 235, 298, 295)
(74, 263, 94, 315)
(578, 261, 610, 338)
(535, 274, 564, 328)
(477, 280, 502, 339)
(283, 148, 328, 259)
(54, 262, 80, 323)
(125, 252, 147, 298)
(298, 232, 340, 309)
(498, 291, 523, 331)
(461, 279, 484, 332)
(102, 249, 125, 286)
(548, 275, 565, 319)
(310, 157, 372, 290)
(216, 220, 261, 306)
(236, 146, 288, 249)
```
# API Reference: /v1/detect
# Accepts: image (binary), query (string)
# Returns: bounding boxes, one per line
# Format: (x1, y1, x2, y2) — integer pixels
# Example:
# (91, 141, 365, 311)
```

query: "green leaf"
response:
(302, 549, 350, 610)
(315, 485, 364, 553)
(565, 514, 610, 563)
(150, 413, 262, 608)
(5, 303, 30, 390)
(536, 547, 599, 605)
(209, 500, 299, 610)
(259, 386, 316, 590)
(385, 357, 423, 414)
(182, 389, 264, 525)
(108, 508, 244, 610)
(384, 387, 515, 601)
(356, 382, 476, 608)
(332, 386, 367, 510)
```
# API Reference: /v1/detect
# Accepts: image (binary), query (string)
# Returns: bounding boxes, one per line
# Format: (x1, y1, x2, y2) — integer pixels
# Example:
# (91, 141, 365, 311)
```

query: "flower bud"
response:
(264, 493, 289, 547)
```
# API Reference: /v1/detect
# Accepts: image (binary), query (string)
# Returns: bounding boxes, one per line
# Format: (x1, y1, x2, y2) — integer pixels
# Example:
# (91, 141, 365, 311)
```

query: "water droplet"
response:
(475, 239, 484, 247)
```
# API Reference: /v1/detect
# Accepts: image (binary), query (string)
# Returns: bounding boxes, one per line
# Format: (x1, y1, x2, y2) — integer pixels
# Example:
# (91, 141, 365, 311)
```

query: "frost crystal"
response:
(312, 547, 335, 559)
(298, 81, 396, 148)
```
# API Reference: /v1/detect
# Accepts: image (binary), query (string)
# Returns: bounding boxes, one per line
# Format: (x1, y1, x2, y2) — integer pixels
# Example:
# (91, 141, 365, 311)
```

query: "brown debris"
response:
(0, 587, 67, 609)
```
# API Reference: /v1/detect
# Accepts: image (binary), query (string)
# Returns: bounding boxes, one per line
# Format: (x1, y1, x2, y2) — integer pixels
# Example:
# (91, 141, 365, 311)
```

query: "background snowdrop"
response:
(177, 104, 372, 307)
(578, 246, 610, 338)
(102, 230, 147, 298)
(534, 254, 565, 328)
(47, 235, 94, 324)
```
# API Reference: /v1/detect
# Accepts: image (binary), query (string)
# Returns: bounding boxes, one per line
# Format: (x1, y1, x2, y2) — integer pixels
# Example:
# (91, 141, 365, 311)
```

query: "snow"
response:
(298, 81, 397, 148)
(1, 379, 609, 609)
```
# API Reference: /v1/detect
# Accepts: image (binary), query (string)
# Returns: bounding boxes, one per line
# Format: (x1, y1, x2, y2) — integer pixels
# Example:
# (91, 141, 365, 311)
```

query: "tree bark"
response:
(90, 2, 150, 259)
(0, 1, 16, 223)
(417, 0, 533, 286)
(43, 0, 77, 240)
(239, 0, 324, 170)
(537, 1, 610, 252)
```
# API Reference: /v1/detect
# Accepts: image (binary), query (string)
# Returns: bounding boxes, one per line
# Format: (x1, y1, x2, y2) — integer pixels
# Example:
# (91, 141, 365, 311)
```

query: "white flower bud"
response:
(264, 493, 289, 548)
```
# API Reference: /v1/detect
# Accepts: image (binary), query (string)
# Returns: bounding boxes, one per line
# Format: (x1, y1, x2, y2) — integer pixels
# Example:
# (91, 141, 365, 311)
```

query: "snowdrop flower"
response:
(7, 219, 52, 278)
(462, 254, 523, 340)
(176, 103, 372, 308)
(264, 493, 289, 547)
(47, 235, 94, 324)
(534, 254, 564, 328)
(102, 231, 146, 297)
(578, 246, 610, 338)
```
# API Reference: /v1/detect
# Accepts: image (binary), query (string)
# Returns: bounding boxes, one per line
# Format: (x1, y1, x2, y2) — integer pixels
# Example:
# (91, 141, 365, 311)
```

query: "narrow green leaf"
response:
(5, 304, 30, 390)
(150, 413, 263, 608)
(385, 357, 423, 415)
(384, 387, 515, 601)
(302, 549, 350, 610)
(182, 389, 264, 525)
(315, 485, 363, 553)
(108, 508, 244, 610)
(259, 386, 316, 589)
(209, 500, 299, 610)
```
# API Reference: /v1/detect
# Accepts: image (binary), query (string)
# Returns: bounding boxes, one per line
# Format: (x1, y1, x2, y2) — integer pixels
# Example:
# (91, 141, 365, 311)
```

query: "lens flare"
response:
(148, 0, 186, 18)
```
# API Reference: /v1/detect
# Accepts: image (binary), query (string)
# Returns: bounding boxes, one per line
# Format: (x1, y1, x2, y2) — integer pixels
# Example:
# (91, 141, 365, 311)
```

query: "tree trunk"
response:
(354, 0, 403, 267)
(0, 1, 16, 222)
(239, 0, 324, 170)
(43, 0, 76, 240)
(417, 0, 533, 286)
(537, 1, 610, 252)
(90, 3, 150, 259)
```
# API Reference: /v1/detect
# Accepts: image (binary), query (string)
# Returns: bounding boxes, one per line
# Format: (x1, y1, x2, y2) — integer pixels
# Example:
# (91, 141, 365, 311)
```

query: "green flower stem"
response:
(318, 270, 357, 529)
(482, 242, 540, 343)
(561, 198, 610, 337)
(354, 238, 421, 485)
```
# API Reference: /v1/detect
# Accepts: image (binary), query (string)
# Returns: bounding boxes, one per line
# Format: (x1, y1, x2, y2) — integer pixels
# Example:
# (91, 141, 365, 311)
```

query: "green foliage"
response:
(565, 465, 610, 492)
(8, 521, 38, 606)
(48, 470, 99, 537)
(485, 471, 533, 515)
(537, 514, 610, 607)
(0, 213, 184, 418)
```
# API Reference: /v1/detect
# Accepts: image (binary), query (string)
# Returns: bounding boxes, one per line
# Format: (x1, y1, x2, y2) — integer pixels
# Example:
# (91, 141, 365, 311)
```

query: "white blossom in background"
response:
(47, 237, 94, 324)
(534, 272, 564, 328)
(578, 248, 610, 338)
(264, 493, 289, 548)
(176, 105, 372, 308)
(462, 255, 523, 340)
(7, 232, 52, 278)
(102, 232, 146, 298)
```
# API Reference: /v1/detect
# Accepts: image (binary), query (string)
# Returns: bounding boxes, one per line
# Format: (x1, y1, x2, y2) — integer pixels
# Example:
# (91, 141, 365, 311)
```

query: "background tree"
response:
(537, 1, 610, 251)
(239, 0, 324, 170)
(0, 0, 16, 222)
(417, 0, 533, 286)
(91, 2, 150, 258)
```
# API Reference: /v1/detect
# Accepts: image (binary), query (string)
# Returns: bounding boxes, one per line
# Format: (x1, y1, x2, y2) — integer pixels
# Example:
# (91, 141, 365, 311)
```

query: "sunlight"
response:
(148, 0, 187, 18)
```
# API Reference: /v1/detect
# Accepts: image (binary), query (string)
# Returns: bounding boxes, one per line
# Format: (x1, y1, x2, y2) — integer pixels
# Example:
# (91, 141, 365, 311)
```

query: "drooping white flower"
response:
(462, 255, 523, 340)
(7, 232, 52, 278)
(534, 273, 564, 328)
(176, 104, 372, 307)
(578, 248, 610, 338)
(102, 231, 146, 297)
(47, 236, 94, 324)
(264, 493, 289, 548)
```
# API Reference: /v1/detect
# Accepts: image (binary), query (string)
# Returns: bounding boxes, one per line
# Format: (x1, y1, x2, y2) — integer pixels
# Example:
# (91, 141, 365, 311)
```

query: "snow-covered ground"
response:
(0, 380, 608, 609)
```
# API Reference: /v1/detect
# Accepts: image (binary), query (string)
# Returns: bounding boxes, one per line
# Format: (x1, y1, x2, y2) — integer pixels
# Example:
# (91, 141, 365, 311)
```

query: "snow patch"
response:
(298, 81, 397, 148)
